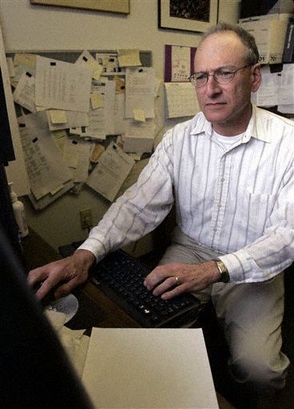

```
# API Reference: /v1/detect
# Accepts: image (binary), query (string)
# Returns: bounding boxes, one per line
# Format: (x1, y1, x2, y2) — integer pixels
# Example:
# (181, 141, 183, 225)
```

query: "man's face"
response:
(194, 32, 261, 135)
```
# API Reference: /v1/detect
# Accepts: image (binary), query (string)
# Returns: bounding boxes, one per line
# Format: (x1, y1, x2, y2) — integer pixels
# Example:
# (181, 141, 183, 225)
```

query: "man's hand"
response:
(144, 261, 221, 300)
(27, 249, 96, 300)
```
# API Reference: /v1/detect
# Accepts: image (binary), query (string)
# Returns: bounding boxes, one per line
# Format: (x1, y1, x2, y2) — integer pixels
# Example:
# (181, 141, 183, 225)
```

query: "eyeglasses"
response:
(189, 64, 253, 88)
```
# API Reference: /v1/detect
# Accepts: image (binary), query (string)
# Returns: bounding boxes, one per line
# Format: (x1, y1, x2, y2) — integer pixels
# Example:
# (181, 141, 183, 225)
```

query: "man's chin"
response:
(203, 112, 227, 124)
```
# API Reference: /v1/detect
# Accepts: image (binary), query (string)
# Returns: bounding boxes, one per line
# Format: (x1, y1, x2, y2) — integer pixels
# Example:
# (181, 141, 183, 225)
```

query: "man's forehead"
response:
(197, 32, 242, 53)
(194, 32, 245, 68)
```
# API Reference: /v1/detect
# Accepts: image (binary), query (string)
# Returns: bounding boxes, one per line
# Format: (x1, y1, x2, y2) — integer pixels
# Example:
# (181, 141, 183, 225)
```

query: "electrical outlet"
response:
(80, 208, 93, 230)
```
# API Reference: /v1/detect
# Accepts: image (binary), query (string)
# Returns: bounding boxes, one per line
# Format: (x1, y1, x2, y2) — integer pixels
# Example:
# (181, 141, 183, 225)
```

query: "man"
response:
(29, 23, 294, 407)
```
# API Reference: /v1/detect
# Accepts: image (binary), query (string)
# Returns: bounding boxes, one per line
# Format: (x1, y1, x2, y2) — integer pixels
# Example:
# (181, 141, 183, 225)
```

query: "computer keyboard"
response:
(89, 250, 203, 328)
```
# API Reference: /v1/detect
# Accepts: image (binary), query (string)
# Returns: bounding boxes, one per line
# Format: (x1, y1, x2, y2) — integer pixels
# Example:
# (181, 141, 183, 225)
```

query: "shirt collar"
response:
(191, 104, 271, 143)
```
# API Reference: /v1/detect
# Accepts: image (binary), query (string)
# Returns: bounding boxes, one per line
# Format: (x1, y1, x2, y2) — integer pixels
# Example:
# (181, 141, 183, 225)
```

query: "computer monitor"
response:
(0, 225, 94, 409)
(0, 66, 15, 164)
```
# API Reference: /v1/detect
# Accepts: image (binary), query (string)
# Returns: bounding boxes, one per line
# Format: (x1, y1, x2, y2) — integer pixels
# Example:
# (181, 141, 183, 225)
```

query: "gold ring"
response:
(175, 276, 180, 286)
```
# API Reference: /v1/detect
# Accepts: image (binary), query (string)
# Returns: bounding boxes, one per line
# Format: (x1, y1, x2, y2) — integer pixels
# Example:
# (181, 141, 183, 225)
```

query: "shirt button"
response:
(221, 178, 225, 182)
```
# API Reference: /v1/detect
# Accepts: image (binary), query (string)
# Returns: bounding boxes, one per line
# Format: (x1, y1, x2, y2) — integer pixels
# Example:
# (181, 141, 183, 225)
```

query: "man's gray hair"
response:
(199, 22, 260, 65)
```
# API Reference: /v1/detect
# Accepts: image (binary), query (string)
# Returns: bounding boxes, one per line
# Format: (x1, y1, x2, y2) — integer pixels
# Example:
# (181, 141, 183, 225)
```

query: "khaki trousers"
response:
(159, 227, 290, 392)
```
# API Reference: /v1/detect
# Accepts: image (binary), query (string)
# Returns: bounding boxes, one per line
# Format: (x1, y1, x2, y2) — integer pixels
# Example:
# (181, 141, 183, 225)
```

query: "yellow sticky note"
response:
(91, 93, 104, 109)
(49, 109, 67, 124)
(133, 109, 146, 122)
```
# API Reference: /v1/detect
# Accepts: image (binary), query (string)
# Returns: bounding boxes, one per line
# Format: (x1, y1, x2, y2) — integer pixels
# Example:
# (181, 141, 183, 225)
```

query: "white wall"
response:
(0, 0, 207, 78)
(0, 0, 240, 252)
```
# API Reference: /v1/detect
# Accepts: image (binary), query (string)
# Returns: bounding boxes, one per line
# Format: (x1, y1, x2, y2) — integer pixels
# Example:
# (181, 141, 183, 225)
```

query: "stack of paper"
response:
(82, 328, 219, 409)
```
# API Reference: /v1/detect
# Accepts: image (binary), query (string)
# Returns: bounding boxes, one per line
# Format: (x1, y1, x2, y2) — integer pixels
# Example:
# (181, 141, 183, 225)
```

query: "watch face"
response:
(220, 271, 230, 283)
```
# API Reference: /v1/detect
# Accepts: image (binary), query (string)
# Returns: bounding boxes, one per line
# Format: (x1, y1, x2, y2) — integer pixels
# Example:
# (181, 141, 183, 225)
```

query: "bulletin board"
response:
(7, 50, 152, 68)
(6, 49, 155, 209)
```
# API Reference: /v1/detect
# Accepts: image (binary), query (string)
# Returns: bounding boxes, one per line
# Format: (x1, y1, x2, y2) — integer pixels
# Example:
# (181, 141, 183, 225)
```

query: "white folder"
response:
(82, 327, 219, 409)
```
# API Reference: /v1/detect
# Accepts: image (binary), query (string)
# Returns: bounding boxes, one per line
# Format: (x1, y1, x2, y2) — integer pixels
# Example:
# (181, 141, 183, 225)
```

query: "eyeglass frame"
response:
(189, 63, 254, 88)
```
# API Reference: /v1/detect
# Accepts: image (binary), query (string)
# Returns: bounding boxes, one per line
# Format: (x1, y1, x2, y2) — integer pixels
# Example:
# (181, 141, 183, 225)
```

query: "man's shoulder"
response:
(170, 111, 206, 135)
(256, 106, 294, 129)
(254, 106, 294, 143)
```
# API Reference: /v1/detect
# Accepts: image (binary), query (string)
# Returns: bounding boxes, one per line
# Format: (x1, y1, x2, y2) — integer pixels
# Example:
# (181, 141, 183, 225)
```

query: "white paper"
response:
(89, 80, 117, 137)
(102, 80, 116, 135)
(18, 110, 49, 130)
(27, 180, 74, 210)
(46, 109, 89, 131)
(253, 70, 281, 107)
(108, 92, 127, 136)
(171, 45, 191, 82)
(20, 126, 72, 200)
(87, 141, 134, 202)
(96, 53, 120, 73)
(13, 71, 37, 113)
(254, 64, 294, 111)
(123, 118, 155, 153)
(125, 67, 155, 119)
(165, 82, 199, 118)
(62, 137, 93, 183)
(75, 50, 103, 81)
(13, 53, 36, 84)
(278, 64, 294, 106)
(82, 328, 219, 409)
(82, 106, 106, 140)
(35, 56, 92, 112)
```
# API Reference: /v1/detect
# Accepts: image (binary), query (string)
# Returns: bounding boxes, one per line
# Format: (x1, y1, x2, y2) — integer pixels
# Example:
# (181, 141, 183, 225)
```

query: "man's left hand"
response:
(144, 261, 221, 300)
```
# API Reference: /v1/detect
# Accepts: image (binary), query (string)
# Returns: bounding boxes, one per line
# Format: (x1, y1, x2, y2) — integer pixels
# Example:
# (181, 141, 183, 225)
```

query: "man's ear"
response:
(251, 64, 262, 93)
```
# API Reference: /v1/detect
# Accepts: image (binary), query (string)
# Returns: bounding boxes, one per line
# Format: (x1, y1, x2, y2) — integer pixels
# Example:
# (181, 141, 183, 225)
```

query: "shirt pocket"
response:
(245, 191, 278, 236)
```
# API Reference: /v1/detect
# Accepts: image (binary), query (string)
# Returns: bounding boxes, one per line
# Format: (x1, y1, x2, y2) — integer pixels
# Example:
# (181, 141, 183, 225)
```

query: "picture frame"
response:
(30, 0, 130, 14)
(158, 0, 218, 33)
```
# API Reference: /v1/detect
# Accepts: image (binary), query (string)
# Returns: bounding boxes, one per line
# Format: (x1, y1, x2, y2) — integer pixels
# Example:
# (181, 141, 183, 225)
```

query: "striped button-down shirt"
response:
(80, 105, 294, 283)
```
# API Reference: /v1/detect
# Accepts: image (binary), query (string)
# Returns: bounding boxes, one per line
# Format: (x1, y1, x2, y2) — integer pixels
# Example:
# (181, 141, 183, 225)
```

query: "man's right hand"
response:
(27, 249, 96, 300)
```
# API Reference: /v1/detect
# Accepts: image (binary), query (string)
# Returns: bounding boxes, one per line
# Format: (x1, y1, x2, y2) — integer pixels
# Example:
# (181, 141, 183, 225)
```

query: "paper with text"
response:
(165, 82, 199, 118)
(20, 126, 72, 200)
(171, 45, 191, 82)
(75, 50, 103, 81)
(87, 141, 134, 202)
(35, 56, 92, 112)
(13, 71, 37, 113)
(62, 137, 93, 183)
(125, 67, 155, 119)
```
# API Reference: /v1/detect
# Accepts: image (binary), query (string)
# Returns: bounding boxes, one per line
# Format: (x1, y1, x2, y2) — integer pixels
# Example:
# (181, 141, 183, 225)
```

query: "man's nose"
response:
(205, 75, 222, 94)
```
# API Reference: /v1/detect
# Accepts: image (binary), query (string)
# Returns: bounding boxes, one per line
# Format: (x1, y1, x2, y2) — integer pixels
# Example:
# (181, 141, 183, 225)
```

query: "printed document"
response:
(35, 56, 92, 112)
(125, 67, 155, 119)
(87, 141, 134, 202)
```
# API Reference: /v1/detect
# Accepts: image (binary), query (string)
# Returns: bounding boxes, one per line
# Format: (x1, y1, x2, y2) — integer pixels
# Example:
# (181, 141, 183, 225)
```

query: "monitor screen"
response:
(0, 226, 94, 409)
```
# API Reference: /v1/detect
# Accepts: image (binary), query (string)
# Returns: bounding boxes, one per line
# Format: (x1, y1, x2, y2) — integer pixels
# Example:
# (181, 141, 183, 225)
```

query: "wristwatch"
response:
(214, 259, 230, 283)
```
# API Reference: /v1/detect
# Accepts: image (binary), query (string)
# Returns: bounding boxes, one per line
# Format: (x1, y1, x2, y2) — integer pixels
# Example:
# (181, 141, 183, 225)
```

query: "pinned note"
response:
(76, 50, 103, 81)
(49, 109, 67, 125)
(87, 141, 134, 202)
(118, 49, 142, 67)
(133, 108, 146, 122)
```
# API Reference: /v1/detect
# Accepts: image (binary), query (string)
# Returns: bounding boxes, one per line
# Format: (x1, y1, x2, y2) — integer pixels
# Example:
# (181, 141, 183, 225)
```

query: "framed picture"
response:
(158, 0, 218, 33)
(30, 0, 130, 14)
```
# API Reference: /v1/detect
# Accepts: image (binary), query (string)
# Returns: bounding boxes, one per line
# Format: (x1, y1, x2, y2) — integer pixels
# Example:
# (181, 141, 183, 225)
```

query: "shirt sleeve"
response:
(220, 163, 294, 283)
(78, 133, 175, 262)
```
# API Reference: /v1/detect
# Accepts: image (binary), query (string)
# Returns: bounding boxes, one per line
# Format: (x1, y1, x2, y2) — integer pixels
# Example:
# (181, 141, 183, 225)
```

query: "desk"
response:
(22, 229, 235, 409)
(22, 229, 139, 330)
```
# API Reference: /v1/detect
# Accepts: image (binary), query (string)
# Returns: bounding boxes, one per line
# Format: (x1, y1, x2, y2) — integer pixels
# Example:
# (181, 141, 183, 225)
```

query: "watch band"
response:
(214, 259, 230, 283)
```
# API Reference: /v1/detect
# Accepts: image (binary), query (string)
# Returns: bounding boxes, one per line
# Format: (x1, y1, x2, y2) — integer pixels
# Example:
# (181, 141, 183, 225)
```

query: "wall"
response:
(0, 0, 240, 253)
